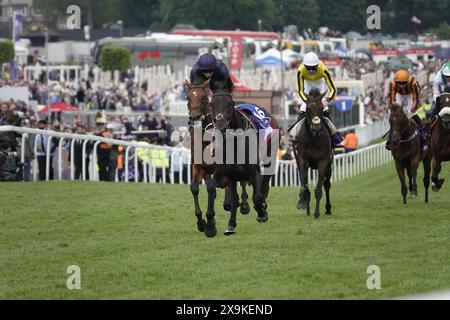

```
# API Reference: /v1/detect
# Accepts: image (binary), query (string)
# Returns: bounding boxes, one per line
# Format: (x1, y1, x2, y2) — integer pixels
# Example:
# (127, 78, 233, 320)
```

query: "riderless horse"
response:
(389, 103, 431, 203)
(293, 89, 333, 218)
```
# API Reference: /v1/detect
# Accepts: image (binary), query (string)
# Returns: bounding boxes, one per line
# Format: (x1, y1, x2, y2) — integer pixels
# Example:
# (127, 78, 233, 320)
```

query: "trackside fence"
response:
(1, 126, 392, 186)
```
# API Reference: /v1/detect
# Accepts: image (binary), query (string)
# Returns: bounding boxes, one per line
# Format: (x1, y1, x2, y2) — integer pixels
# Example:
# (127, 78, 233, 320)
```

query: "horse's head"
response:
(185, 79, 211, 122)
(304, 89, 326, 136)
(211, 84, 234, 132)
(389, 103, 409, 145)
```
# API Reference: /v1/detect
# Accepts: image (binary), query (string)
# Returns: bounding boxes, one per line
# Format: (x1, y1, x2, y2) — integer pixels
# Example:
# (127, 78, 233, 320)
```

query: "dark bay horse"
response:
(204, 85, 277, 237)
(185, 79, 250, 235)
(430, 92, 450, 192)
(389, 104, 431, 203)
(293, 89, 333, 218)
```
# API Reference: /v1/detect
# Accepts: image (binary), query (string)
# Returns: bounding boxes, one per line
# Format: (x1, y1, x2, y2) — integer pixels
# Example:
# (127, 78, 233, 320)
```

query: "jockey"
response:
(188, 53, 233, 130)
(289, 52, 343, 147)
(386, 69, 426, 151)
(431, 62, 450, 117)
(189, 53, 233, 91)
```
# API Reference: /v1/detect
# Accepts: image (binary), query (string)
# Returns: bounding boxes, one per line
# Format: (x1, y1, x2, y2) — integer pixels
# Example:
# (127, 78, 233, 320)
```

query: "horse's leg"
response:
(225, 181, 239, 235)
(395, 162, 408, 204)
(407, 166, 414, 195)
(410, 152, 420, 197)
(423, 153, 431, 203)
(253, 171, 268, 223)
(223, 186, 232, 212)
(324, 162, 332, 215)
(314, 162, 328, 219)
(432, 157, 445, 192)
(190, 166, 206, 232)
(205, 177, 218, 238)
(297, 159, 310, 216)
(240, 181, 251, 215)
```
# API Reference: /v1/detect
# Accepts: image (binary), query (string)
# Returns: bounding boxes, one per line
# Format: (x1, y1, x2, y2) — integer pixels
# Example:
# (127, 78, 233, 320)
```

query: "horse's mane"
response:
(211, 77, 234, 93)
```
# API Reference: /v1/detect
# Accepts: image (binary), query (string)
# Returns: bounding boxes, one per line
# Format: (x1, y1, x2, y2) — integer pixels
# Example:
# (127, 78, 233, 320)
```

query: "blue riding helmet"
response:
(198, 53, 217, 70)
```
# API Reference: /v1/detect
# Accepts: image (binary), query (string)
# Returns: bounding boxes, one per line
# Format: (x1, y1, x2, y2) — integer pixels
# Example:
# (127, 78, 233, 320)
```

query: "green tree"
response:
(0, 40, 15, 65)
(120, 0, 162, 29)
(435, 23, 450, 40)
(100, 45, 131, 72)
(34, 0, 120, 28)
(273, 0, 320, 32)
(317, 0, 366, 32)
(160, 0, 276, 31)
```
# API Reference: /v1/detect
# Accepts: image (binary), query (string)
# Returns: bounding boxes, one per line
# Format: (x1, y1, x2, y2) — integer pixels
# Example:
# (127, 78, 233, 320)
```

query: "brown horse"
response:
(185, 79, 250, 235)
(389, 104, 431, 203)
(293, 89, 332, 218)
(430, 92, 450, 192)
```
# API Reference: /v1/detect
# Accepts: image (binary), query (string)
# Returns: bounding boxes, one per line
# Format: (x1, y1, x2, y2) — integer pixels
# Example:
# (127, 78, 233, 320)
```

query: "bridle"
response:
(212, 92, 235, 130)
(390, 108, 416, 144)
(188, 86, 213, 129)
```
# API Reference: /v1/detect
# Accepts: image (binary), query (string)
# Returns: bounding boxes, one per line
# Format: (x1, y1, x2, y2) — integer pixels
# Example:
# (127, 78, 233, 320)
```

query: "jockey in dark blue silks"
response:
(188, 53, 233, 130)
(189, 53, 233, 92)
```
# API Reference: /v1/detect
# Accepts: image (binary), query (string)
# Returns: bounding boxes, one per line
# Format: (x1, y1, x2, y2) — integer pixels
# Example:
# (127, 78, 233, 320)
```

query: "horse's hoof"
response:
(205, 226, 217, 238)
(224, 226, 236, 236)
(223, 204, 231, 212)
(432, 184, 439, 192)
(197, 219, 206, 232)
(325, 211, 332, 215)
(257, 214, 269, 223)
(240, 203, 250, 215)
(297, 201, 307, 210)
(314, 215, 320, 219)
(410, 191, 418, 197)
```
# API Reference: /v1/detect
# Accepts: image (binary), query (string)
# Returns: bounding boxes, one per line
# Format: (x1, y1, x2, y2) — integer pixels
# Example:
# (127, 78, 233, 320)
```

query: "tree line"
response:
(34, 0, 450, 37)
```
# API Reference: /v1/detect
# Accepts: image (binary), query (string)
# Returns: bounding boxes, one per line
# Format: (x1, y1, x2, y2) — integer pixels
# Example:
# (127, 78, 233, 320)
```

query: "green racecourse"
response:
(1, 163, 450, 300)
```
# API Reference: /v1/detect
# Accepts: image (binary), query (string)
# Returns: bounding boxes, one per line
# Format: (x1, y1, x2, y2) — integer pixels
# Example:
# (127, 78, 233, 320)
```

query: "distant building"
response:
(0, 0, 44, 38)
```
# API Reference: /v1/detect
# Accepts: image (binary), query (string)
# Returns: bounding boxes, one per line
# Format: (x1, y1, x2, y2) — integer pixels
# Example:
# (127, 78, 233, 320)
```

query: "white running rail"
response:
(1, 126, 391, 186)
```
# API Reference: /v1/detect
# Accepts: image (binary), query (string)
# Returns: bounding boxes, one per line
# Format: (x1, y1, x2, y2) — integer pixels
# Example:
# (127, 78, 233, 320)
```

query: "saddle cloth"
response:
(235, 103, 274, 143)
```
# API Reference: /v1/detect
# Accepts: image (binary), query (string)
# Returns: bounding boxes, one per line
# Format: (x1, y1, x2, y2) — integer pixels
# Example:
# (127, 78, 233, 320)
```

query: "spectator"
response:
(343, 129, 359, 153)
(71, 125, 93, 180)
(35, 120, 57, 181)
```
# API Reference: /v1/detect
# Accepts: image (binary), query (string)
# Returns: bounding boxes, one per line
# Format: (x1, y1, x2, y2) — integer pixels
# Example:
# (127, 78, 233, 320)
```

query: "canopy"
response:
(255, 48, 298, 69)
(38, 102, 78, 113)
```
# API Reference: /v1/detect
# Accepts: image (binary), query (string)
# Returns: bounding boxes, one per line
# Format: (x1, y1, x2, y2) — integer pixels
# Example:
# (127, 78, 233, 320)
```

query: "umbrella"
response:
(230, 74, 253, 91)
(38, 102, 78, 113)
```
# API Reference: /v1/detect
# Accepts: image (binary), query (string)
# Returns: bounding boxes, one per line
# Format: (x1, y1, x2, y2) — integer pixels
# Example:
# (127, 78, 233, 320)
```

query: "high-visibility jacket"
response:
(149, 149, 169, 169)
(343, 133, 359, 149)
(117, 146, 124, 169)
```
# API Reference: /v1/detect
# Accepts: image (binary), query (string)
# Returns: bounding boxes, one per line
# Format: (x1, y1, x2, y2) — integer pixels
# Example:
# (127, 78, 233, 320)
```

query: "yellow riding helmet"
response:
(395, 69, 411, 82)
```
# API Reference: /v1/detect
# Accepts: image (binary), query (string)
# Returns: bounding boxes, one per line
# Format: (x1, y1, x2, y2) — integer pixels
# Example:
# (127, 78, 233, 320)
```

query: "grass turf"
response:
(1, 162, 450, 299)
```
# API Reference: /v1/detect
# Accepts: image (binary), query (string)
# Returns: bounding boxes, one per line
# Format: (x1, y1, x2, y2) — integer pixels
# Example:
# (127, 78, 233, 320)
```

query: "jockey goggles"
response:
(306, 65, 318, 71)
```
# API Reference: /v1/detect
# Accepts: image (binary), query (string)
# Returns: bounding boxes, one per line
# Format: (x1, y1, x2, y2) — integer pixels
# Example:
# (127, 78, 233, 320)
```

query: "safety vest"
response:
(417, 103, 432, 121)
(117, 146, 124, 169)
(136, 141, 151, 162)
(149, 149, 169, 169)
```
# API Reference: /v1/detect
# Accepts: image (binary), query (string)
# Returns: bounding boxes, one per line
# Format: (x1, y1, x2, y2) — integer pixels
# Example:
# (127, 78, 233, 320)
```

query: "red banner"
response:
(403, 48, 435, 55)
(229, 36, 243, 70)
(321, 58, 343, 67)
(373, 49, 400, 56)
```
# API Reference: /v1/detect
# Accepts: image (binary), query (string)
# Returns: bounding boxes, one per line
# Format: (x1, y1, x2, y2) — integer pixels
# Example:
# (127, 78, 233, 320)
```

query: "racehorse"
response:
(389, 103, 431, 204)
(293, 89, 332, 218)
(430, 91, 450, 192)
(185, 79, 250, 234)
(204, 82, 278, 237)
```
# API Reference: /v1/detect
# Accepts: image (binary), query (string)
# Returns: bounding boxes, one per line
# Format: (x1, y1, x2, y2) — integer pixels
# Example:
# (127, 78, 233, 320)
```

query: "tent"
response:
(230, 73, 253, 91)
(255, 48, 299, 69)
(38, 102, 78, 113)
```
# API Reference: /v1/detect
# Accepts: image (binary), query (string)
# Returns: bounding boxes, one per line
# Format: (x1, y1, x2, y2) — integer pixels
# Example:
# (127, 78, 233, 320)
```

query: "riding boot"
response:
(289, 111, 306, 144)
(385, 132, 392, 151)
(412, 114, 429, 154)
(431, 98, 441, 118)
(323, 110, 343, 148)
